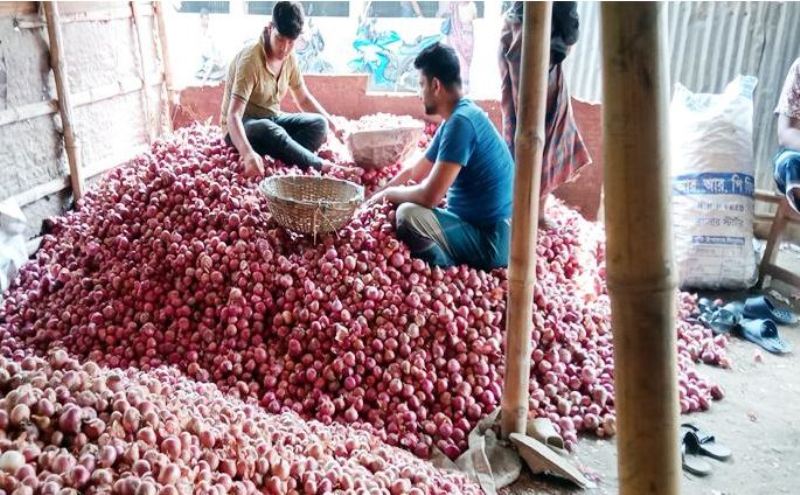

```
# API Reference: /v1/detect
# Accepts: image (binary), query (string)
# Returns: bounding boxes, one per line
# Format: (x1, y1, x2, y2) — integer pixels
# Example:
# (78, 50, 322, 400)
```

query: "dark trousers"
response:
(774, 147, 800, 213)
(395, 203, 511, 270)
(226, 113, 328, 170)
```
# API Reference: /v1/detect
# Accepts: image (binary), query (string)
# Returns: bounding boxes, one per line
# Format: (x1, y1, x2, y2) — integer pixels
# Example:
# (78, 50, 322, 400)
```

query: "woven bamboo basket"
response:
(259, 175, 364, 238)
(346, 122, 425, 169)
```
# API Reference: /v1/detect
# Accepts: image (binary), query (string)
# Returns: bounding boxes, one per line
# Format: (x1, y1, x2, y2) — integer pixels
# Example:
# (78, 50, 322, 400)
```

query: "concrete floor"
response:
(505, 245, 800, 495)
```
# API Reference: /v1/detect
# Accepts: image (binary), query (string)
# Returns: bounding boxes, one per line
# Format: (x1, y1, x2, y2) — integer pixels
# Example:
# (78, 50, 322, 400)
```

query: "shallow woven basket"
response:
(259, 175, 364, 238)
(346, 122, 425, 169)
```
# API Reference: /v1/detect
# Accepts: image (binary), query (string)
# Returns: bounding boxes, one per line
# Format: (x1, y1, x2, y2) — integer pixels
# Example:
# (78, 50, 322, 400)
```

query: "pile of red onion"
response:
(0, 123, 727, 468)
(346, 114, 423, 133)
(0, 349, 481, 494)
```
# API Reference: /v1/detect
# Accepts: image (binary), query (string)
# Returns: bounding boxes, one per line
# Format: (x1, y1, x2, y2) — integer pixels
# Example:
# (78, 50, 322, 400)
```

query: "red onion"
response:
(0, 123, 727, 475)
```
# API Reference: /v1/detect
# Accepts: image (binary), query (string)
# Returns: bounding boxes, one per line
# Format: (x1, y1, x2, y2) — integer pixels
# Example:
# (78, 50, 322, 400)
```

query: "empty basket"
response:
(259, 175, 364, 238)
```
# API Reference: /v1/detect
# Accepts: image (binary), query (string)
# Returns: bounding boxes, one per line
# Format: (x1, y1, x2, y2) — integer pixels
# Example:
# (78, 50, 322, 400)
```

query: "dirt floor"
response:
(505, 245, 800, 495)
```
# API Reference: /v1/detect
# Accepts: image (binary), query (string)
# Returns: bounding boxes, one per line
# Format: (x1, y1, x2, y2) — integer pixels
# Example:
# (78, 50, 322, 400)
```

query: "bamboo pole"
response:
(130, 1, 153, 144)
(153, 0, 176, 130)
(130, 1, 154, 144)
(500, 2, 552, 438)
(600, 4, 680, 495)
(43, 1, 85, 201)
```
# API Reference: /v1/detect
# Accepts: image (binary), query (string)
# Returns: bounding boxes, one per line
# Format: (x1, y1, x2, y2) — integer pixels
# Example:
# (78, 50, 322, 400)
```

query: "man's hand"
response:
(242, 150, 264, 178)
(321, 160, 364, 179)
(328, 121, 347, 143)
(364, 187, 391, 209)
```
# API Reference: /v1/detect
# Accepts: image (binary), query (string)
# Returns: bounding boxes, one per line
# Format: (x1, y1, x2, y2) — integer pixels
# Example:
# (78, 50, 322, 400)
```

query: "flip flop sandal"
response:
(742, 296, 797, 325)
(698, 306, 740, 335)
(526, 417, 567, 456)
(681, 424, 732, 461)
(736, 319, 792, 354)
(680, 432, 712, 476)
(697, 297, 716, 316)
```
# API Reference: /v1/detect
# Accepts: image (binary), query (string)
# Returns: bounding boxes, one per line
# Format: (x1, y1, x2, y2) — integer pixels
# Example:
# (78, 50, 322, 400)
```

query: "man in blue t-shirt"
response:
(369, 42, 515, 270)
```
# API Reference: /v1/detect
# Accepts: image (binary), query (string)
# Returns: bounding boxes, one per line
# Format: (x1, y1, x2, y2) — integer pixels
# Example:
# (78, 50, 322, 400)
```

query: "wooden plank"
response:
(754, 213, 774, 222)
(16, 4, 153, 28)
(57, 2, 135, 15)
(0, 100, 58, 127)
(757, 200, 789, 288)
(763, 264, 800, 289)
(8, 177, 70, 207)
(0, 75, 163, 128)
(0, 2, 36, 16)
(9, 145, 149, 207)
(44, 1, 85, 200)
(755, 189, 781, 204)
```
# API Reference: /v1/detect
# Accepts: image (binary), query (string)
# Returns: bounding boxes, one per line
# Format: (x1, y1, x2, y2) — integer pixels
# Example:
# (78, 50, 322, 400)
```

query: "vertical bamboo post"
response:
(500, 2, 552, 438)
(130, 1, 154, 143)
(153, 0, 175, 130)
(600, 4, 680, 495)
(43, 1, 85, 201)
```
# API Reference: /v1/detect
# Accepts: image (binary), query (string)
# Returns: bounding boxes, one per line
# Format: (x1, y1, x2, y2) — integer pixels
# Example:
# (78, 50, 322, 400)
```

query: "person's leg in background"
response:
(776, 150, 800, 212)
(498, 17, 518, 159)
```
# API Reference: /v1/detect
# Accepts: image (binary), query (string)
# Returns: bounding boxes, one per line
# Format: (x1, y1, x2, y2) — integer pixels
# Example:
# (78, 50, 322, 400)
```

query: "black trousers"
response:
(226, 113, 328, 170)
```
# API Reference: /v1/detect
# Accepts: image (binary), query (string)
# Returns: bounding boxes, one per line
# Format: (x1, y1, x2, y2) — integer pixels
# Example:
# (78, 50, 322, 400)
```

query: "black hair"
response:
(272, 1, 304, 40)
(413, 41, 461, 89)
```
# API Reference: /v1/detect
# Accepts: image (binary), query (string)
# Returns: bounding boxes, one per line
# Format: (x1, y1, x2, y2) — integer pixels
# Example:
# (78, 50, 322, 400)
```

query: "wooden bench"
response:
(755, 189, 800, 289)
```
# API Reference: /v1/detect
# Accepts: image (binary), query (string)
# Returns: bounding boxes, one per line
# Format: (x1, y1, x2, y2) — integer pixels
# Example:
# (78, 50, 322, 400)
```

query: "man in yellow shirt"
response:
(221, 1, 342, 176)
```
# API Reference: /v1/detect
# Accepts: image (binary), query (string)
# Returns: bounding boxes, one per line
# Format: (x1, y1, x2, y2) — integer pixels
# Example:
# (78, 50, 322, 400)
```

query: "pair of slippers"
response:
(681, 423, 732, 476)
(698, 295, 794, 354)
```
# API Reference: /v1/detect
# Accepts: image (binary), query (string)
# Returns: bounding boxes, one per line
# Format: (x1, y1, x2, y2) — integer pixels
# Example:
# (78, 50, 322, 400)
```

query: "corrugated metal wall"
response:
(562, 1, 800, 192)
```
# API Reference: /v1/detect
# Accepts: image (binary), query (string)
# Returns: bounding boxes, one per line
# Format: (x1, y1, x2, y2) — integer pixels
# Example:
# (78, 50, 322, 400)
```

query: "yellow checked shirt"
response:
(219, 34, 303, 133)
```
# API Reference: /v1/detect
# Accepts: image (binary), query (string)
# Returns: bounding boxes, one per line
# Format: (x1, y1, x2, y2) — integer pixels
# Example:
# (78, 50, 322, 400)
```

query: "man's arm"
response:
(374, 153, 434, 194)
(778, 114, 800, 151)
(291, 82, 341, 137)
(376, 160, 461, 209)
(227, 96, 264, 176)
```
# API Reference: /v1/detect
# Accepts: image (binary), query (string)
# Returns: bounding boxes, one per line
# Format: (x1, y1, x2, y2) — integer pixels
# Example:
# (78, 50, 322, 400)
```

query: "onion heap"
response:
(0, 350, 481, 494)
(0, 123, 727, 466)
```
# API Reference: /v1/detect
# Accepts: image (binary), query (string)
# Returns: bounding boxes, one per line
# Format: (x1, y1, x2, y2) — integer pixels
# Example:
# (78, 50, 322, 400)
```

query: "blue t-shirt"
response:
(425, 99, 515, 225)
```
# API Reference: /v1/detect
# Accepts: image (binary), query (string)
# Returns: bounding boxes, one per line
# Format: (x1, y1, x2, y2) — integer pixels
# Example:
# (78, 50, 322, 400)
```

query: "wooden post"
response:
(131, 1, 154, 143)
(153, 0, 176, 130)
(43, 1, 85, 201)
(500, 2, 552, 438)
(600, 4, 680, 495)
